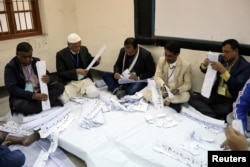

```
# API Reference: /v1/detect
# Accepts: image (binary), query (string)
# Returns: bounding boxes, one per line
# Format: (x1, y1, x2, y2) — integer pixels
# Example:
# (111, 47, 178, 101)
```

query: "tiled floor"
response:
(0, 96, 87, 167)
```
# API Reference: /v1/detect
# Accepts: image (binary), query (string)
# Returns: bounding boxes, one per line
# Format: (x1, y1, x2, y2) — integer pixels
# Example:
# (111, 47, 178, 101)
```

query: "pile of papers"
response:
(79, 99, 106, 129)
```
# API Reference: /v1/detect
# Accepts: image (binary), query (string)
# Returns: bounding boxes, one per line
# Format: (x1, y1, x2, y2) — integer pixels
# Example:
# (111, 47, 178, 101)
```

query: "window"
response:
(0, 0, 42, 40)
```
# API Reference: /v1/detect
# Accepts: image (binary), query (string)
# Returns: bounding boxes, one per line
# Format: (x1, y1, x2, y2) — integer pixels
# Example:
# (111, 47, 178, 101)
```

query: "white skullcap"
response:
(67, 33, 81, 43)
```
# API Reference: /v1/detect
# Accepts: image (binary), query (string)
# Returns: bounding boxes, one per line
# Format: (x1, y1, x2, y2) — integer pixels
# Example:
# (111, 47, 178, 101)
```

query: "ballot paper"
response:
(38, 108, 73, 138)
(118, 78, 148, 84)
(201, 51, 219, 98)
(86, 45, 106, 70)
(30, 138, 75, 167)
(79, 99, 105, 129)
(154, 141, 207, 167)
(121, 69, 130, 78)
(36, 61, 51, 110)
(20, 107, 70, 130)
(164, 85, 174, 98)
(0, 121, 33, 136)
(148, 79, 164, 111)
(181, 105, 226, 133)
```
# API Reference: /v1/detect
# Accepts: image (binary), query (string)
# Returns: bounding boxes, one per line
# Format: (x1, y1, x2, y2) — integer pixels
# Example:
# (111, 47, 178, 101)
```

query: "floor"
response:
(0, 96, 87, 167)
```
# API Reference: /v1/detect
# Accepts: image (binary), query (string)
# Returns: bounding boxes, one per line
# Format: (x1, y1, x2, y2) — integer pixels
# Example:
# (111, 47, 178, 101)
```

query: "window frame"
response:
(0, 0, 42, 41)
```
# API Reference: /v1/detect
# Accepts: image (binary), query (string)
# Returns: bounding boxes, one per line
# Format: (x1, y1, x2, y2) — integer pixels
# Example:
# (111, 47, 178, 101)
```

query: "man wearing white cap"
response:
(56, 33, 100, 99)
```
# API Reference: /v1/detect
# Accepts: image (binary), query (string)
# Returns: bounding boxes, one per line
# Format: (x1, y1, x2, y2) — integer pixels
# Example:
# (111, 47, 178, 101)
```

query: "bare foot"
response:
(2, 140, 12, 146)
(5, 131, 40, 146)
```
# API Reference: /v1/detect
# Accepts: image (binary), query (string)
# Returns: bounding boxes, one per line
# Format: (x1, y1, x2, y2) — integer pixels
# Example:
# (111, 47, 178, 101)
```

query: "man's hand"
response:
(220, 125, 248, 151)
(161, 83, 167, 92)
(171, 89, 179, 95)
(76, 68, 88, 76)
(209, 61, 226, 74)
(114, 73, 121, 80)
(32, 93, 48, 101)
(203, 58, 209, 66)
(41, 75, 50, 83)
(129, 73, 139, 81)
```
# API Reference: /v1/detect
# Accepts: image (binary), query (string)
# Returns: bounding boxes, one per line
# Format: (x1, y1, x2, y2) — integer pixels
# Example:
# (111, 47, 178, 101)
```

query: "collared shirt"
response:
(22, 64, 40, 92)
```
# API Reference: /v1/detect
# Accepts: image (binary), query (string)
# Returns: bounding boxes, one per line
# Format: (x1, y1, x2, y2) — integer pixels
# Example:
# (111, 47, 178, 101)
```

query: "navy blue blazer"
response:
(201, 55, 250, 100)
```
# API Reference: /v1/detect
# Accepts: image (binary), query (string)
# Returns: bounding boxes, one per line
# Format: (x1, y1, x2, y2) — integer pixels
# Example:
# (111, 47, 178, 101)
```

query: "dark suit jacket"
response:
(200, 55, 250, 100)
(113, 47, 155, 80)
(4, 57, 52, 111)
(56, 46, 98, 85)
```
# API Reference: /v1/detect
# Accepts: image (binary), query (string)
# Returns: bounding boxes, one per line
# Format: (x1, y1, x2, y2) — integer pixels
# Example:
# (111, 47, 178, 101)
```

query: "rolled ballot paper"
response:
(201, 51, 218, 98)
(36, 61, 51, 110)
(86, 45, 106, 70)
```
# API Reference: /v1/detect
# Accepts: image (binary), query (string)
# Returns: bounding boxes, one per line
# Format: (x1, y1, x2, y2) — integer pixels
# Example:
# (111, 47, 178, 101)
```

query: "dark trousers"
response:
(102, 72, 147, 95)
(12, 82, 65, 116)
(188, 93, 234, 120)
(0, 145, 25, 167)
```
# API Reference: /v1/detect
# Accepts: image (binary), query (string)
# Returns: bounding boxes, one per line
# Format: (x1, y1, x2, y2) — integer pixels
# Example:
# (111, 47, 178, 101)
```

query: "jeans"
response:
(102, 72, 147, 95)
(0, 145, 25, 167)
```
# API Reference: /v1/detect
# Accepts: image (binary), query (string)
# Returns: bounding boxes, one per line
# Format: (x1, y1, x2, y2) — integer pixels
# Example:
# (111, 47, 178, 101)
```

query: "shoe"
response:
(112, 87, 121, 95)
(116, 89, 126, 99)
(52, 99, 64, 107)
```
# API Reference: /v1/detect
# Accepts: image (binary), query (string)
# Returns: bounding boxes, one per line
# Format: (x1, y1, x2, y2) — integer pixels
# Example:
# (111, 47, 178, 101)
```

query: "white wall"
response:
(0, 0, 249, 93)
(155, 0, 250, 44)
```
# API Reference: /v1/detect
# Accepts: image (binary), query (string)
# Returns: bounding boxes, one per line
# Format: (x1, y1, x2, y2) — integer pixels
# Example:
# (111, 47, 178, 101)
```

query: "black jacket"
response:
(56, 46, 99, 85)
(113, 47, 155, 79)
(4, 57, 51, 111)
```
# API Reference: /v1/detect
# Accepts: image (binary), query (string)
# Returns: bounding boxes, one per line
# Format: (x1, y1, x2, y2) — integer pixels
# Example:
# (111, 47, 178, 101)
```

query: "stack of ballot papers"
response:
(119, 92, 148, 112)
(10, 107, 74, 138)
(79, 99, 106, 129)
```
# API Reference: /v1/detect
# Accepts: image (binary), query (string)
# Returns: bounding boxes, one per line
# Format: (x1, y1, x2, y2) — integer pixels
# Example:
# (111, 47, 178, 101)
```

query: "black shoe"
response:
(116, 89, 126, 99)
(52, 99, 64, 107)
(169, 103, 181, 113)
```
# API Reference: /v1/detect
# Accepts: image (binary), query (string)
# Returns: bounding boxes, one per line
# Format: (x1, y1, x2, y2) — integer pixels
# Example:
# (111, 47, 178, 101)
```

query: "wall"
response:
(0, 0, 249, 93)
(155, 0, 250, 44)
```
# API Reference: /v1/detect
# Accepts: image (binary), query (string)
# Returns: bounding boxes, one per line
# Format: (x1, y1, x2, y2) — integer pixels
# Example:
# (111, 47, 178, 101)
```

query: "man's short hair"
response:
(16, 42, 33, 53)
(124, 37, 138, 49)
(164, 41, 180, 55)
(222, 39, 239, 50)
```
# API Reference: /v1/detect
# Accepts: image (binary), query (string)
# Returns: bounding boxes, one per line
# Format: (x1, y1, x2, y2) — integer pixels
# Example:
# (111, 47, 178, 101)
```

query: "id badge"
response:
(25, 82, 34, 92)
(78, 74, 85, 80)
(217, 86, 226, 96)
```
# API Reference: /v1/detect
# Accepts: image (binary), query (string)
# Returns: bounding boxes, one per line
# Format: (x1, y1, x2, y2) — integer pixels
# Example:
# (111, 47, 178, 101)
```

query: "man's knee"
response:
(102, 72, 113, 80)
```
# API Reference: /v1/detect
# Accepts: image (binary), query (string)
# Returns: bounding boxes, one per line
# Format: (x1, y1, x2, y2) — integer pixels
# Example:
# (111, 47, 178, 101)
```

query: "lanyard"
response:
(166, 66, 176, 83)
(122, 47, 140, 72)
(71, 53, 79, 67)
